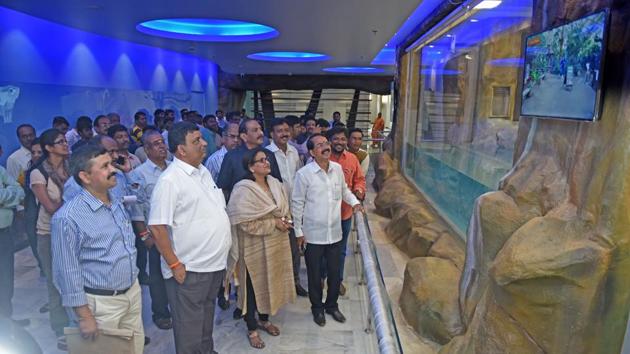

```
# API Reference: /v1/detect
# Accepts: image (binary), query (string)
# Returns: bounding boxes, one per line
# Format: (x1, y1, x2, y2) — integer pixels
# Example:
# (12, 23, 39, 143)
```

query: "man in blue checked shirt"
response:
(51, 144, 144, 354)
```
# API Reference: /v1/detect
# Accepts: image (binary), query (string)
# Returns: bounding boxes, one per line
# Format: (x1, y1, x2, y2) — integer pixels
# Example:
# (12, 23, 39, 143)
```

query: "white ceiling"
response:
(0, 0, 421, 75)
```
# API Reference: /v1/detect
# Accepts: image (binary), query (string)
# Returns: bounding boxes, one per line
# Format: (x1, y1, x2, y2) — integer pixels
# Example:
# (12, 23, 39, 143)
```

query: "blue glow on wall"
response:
(137, 19, 279, 42)
(371, 48, 396, 66)
(247, 51, 330, 62)
(322, 67, 385, 74)
(0, 6, 220, 165)
(370, 0, 444, 65)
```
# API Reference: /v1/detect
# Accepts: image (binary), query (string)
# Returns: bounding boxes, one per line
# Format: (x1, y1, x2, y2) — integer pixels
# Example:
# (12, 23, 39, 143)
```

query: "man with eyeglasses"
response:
(216, 119, 282, 198)
(127, 129, 172, 330)
(291, 134, 364, 327)
(205, 122, 240, 182)
(266, 118, 308, 298)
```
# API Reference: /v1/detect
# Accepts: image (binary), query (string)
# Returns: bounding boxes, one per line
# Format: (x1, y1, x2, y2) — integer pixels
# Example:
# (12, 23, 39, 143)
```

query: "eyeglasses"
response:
(252, 157, 270, 165)
(53, 139, 68, 145)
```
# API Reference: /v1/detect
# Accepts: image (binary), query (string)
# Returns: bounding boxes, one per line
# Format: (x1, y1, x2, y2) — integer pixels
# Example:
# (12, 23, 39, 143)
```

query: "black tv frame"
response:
(519, 9, 610, 122)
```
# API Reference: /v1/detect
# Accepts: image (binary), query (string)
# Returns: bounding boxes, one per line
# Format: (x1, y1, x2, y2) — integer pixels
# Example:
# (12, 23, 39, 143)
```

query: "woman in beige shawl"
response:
(226, 147, 296, 349)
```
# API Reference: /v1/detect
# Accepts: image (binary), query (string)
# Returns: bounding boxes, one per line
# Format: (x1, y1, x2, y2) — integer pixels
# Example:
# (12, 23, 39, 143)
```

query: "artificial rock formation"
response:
(400, 257, 463, 344)
(384, 2, 630, 353)
(373, 153, 466, 341)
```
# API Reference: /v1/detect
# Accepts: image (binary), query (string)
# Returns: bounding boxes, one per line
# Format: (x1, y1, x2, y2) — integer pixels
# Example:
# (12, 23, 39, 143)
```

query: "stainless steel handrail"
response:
(354, 211, 403, 354)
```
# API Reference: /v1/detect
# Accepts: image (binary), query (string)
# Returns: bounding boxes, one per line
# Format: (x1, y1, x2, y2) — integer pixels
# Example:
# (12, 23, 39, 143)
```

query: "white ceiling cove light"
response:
(474, 1, 502, 10)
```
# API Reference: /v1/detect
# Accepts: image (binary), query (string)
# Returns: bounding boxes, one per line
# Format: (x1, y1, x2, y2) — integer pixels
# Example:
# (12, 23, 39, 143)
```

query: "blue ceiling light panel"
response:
(322, 67, 385, 74)
(247, 51, 330, 62)
(136, 18, 279, 42)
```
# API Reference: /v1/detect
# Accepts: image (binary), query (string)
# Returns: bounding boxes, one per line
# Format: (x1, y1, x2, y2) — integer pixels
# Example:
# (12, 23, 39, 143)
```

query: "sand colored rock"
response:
(372, 151, 398, 192)
(400, 257, 463, 344)
(441, 288, 544, 354)
(374, 173, 414, 217)
(428, 233, 466, 270)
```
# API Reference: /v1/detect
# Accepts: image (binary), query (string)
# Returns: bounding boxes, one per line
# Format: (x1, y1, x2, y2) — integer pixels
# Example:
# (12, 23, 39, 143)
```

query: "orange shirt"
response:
(330, 151, 366, 220)
(371, 117, 385, 139)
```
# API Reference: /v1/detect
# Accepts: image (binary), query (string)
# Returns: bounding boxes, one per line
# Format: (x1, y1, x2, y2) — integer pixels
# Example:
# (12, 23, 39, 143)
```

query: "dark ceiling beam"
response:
(219, 72, 393, 95)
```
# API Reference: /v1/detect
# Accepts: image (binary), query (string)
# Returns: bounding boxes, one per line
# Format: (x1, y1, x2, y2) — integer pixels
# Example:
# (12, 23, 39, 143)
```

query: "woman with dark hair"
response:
(226, 147, 295, 349)
(23, 138, 44, 275)
(29, 128, 70, 350)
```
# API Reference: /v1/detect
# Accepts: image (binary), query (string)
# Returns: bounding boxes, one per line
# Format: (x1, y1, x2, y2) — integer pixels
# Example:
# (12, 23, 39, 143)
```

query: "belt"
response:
(84, 286, 131, 296)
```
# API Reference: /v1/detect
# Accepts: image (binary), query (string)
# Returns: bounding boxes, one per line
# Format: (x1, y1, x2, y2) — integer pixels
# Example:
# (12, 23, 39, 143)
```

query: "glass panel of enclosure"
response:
(404, 0, 534, 235)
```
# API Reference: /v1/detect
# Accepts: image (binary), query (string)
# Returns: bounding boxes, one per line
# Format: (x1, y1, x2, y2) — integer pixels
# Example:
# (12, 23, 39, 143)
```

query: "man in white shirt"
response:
(291, 133, 364, 327)
(204, 122, 239, 181)
(128, 130, 172, 330)
(149, 122, 231, 354)
(7, 124, 36, 182)
(266, 118, 308, 297)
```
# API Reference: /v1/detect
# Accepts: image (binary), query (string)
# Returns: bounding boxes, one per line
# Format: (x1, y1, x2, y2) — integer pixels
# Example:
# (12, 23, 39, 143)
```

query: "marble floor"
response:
(10, 161, 438, 353)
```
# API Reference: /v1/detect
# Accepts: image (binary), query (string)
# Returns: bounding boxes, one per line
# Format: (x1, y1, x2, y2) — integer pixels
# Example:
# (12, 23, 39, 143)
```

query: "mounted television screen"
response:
(520, 10, 609, 121)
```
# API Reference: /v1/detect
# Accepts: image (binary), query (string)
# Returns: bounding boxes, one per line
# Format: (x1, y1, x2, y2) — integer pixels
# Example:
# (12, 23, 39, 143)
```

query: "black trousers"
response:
(148, 246, 170, 320)
(135, 237, 148, 276)
(288, 229, 301, 284)
(305, 239, 342, 314)
(244, 268, 268, 331)
(0, 226, 14, 317)
(166, 270, 225, 354)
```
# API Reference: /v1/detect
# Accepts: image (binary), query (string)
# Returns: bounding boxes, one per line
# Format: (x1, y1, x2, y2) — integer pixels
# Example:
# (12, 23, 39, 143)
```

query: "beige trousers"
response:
(86, 280, 144, 354)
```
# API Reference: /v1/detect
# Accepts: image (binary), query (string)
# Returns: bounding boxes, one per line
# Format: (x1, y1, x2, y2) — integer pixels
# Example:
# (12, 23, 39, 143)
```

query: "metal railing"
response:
(353, 211, 403, 354)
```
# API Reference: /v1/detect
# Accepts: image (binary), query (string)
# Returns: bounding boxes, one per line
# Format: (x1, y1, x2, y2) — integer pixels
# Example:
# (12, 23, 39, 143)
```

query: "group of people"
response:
(0, 107, 373, 353)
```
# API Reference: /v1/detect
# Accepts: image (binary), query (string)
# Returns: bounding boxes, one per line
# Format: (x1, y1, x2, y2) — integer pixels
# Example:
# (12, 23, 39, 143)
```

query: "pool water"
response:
(405, 143, 512, 235)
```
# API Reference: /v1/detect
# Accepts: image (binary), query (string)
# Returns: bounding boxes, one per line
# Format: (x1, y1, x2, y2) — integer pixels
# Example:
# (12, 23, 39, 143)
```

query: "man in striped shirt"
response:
(205, 122, 240, 181)
(51, 144, 144, 354)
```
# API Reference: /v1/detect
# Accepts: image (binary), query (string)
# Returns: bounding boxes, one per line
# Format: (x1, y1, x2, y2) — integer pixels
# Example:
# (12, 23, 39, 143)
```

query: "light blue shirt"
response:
(51, 188, 138, 307)
(127, 159, 170, 222)
(204, 146, 227, 182)
(63, 171, 142, 220)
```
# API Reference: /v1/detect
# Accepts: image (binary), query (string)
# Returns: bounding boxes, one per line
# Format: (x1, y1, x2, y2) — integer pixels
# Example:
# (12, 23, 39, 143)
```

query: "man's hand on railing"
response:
(353, 204, 365, 214)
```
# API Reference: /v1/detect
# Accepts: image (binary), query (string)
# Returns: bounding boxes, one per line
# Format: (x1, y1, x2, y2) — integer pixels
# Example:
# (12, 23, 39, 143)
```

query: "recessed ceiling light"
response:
(247, 51, 331, 62)
(428, 45, 435, 48)
(136, 18, 278, 42)
(322, 66, 385, 74)
(470, 18, 479, 22)
(446, 34, 452, 37)
(474, 0, 502, 10)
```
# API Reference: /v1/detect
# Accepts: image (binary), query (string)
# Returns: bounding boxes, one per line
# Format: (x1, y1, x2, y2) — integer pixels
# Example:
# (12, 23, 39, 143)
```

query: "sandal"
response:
(258, 320, 280, 336)
(248, 330, 265, 349)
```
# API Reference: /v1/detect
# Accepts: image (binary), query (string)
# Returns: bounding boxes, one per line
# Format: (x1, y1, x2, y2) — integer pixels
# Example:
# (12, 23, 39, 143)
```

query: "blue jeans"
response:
(320, 217, 353, 281)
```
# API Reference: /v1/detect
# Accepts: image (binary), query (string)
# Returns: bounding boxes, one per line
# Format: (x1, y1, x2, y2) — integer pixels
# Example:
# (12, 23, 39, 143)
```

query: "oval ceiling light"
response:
(136, 18, 279, 42)
(247, 51, 331, 62)
(322, 66, 385, 74)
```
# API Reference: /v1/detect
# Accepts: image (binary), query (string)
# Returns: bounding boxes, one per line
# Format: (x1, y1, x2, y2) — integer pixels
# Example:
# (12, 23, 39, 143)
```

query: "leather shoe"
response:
(153, 317, 172, 330)
(233, 307, 243, 319)
(313, 312, 326, 327)
(144, 336, 151, 345)
(295, 284, 308, 297)
(325, 308, 346, 323)
(339, 282, 347, 296)
(217, 295, 229, 310)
